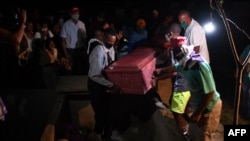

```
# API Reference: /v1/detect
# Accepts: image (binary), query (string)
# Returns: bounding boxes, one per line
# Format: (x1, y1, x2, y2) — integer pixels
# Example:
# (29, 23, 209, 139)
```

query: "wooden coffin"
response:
(105, 47, 156, 94)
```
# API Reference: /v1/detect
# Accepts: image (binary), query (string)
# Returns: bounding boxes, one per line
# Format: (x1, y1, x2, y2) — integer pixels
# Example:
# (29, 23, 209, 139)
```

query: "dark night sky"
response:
(1, 0, 249, 55)
(0, 0, 249, 102)
(1, 0, 249, 68)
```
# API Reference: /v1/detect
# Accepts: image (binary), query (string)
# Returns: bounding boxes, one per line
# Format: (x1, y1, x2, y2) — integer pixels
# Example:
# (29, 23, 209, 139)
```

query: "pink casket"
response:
(105, 47, 156, 95)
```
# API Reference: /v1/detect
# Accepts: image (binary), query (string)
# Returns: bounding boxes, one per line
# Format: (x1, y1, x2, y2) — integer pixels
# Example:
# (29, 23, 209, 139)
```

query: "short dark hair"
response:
(103, 28, 117, 39)
(168, 23, 181, 34)
(178, 9, 191, 18)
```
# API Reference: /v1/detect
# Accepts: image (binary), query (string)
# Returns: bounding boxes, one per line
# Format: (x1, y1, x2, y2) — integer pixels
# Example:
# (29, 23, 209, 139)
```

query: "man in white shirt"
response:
(60, 6, 87, 74)
(178, 9, 210, 64)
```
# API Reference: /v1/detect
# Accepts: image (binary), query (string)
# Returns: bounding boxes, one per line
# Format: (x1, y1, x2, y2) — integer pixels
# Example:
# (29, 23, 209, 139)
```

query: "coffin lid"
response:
(108, 47, 156, 70)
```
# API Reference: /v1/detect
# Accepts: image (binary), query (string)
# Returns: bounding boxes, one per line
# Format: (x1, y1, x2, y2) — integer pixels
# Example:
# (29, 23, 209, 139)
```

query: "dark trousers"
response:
(88, 78, 158, 137)
(67, 48, 88, 75)
(87, 78, 112, 137)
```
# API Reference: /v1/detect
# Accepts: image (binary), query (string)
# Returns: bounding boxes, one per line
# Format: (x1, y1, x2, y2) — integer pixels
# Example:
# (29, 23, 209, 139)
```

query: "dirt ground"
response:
(157, 78, 250, 125)
(39, 77, 250, 141)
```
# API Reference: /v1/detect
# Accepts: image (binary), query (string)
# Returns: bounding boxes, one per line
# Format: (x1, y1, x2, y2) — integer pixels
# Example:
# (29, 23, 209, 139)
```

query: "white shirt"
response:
(24, 33, 33, 52)
(185, 18, 210, 63)
(60, 19, 87, 49)
(34, 30, 54, 40)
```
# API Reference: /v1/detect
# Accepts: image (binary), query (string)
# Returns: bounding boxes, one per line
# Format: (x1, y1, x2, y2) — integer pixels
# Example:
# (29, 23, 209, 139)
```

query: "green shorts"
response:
(170, 91, 191, 114)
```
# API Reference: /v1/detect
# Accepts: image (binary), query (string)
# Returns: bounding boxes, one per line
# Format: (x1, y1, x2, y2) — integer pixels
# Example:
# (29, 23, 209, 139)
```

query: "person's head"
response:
(52, 23, 61, 35)
(172, 42, 196, 67)
(162, 14, 174, 27)
(136, 18, 146, 33)
(94, 28, 104, 41)
(41, 21, 49, 32)
(178, 9, 192, 30)
(25, 20, 34, 32)
(96, 12, 106, 22)
(57, 14, 65, 26)
(45, 38, 56, 50)
(167, 23, 182, 39)
(70, 7, 80, 21)
(100, 21, 110, 30)
(103, 28, 117, 49)
(152, 9, 159, 19)
(115, 27, 124, 41)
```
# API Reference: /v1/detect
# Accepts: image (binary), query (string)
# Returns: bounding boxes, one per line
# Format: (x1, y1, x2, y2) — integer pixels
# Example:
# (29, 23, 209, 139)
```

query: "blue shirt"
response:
(127, 29, 148, 53)
(173, 72, 190, 92)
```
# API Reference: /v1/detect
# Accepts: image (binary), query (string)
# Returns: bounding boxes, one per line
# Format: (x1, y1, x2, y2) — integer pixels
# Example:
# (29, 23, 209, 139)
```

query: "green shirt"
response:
(175, 61, 220, 111)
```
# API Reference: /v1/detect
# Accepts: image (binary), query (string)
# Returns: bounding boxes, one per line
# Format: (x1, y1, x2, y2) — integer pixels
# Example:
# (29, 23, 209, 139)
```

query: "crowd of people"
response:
(0, 6, 167, 89)
(0, 4, 249, 141)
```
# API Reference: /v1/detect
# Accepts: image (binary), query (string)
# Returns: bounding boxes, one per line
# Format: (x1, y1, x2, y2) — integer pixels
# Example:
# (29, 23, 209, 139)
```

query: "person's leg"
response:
(203, 99, 222, 141)
(189, 99, 222, 141)
(150, 87, 168, 109)
(172, 112, 189, 134)
(87, 78, 106, 136)
(108, 94, 131, 134)
(170, 91, 191, 135)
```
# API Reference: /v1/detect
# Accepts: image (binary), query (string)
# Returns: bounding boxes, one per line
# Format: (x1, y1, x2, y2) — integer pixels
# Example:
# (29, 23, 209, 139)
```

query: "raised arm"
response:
(0, 9, 27, 45)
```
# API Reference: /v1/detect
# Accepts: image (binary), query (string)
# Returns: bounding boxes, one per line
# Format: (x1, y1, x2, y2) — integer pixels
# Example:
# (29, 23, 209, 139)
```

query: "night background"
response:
(1, 0, 249, 101)
(0, 0, 250, 140)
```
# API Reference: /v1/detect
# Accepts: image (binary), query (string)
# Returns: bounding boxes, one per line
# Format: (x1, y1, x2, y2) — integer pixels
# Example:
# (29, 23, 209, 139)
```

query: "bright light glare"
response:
(204, 22, 215, 33)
